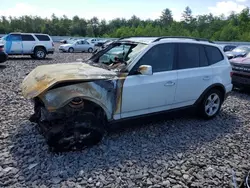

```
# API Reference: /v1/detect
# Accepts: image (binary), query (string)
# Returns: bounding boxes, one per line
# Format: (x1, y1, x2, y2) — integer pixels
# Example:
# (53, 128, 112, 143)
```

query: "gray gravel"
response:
(0, 43, 250, 187)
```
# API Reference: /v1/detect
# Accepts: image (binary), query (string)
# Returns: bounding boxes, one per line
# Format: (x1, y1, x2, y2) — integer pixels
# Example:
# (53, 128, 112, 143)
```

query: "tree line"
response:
(1, 6, 250, 41)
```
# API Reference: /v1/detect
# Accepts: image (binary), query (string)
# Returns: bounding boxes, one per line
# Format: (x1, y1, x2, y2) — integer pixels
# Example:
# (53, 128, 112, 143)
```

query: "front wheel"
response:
(198, 89, 223, 119)
(46, 112, 104, 152)
(68, 47, 74, 53)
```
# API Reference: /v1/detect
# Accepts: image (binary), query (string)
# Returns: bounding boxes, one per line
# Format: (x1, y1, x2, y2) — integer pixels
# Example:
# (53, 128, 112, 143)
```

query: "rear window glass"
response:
(35, 35, 51, 41)
(21, 34, 35, 41)
(204, 45, 224, 65)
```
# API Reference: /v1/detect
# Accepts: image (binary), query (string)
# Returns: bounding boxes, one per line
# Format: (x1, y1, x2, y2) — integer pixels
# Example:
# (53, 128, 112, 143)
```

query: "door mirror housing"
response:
(138, 65, 153, 75)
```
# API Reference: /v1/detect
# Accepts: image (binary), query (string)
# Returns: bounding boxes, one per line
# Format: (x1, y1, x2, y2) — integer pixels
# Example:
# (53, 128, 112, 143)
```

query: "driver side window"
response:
(130, 43, 176, 75)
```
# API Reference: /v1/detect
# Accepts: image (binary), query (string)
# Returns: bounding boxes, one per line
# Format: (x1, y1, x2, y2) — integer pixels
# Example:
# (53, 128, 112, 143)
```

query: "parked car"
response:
(0, 33, 54, 59)
(21, 36, 232, 152)
(87, 38, 100, 45)
(59, 39, 95, 53)
(99, 45, 130, 63)
(230, 52, 250, 89)
(95, 39, 110, 47)
(225, 46, 250, 59)
(59, 38, 73, 44)
(219, 44, 237, 52)
(0, 44, 8, 63)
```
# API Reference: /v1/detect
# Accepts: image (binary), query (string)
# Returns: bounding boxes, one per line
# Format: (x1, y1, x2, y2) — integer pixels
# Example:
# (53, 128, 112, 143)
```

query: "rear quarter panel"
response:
(211, 58, 233, 93)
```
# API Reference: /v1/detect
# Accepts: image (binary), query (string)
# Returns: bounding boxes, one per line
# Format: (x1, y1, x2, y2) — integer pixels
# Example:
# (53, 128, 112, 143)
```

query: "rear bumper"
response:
(0, 52, 8, 63)
(224, 83, 233, 100)
(232, 74, 250, 88)
(47, 48, 55, 54)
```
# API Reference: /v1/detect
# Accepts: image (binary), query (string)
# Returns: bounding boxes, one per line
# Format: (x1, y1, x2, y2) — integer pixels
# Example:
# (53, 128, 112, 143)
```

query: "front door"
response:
(121, 43, 177, 119)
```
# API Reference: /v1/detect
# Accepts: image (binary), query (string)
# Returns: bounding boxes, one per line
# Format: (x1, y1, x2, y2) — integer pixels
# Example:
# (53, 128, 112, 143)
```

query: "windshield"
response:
(233, 46, 250, 53)
(91, 42, 148, 71)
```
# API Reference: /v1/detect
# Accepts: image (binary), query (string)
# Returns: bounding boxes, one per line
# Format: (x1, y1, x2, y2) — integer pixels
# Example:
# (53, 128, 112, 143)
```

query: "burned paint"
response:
(21, 62, 118, 99)
(114, 73, 128, 115)
(38, 80, 116, 120)
(21, 60, 130, 121)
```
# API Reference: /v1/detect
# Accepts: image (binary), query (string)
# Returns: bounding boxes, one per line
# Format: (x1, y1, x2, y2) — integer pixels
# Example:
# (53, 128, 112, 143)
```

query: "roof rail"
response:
(152, 36, 214, 43)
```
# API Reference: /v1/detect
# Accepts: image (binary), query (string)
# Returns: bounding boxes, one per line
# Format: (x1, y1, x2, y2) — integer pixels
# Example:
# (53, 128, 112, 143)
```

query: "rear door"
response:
(172, 43, 213, 108)
(6, 34, 22, 54)
(21, 34, 36, 54)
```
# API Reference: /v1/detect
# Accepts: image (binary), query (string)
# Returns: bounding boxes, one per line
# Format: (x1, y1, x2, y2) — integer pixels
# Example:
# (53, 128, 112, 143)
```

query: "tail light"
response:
(52, 42, 54, 47)
(230, 72, 234, 77)
(0, 46, 4, 52)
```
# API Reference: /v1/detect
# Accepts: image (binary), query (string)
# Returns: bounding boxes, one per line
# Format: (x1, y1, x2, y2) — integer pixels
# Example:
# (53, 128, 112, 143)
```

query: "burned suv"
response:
(21, 37, 232, 151)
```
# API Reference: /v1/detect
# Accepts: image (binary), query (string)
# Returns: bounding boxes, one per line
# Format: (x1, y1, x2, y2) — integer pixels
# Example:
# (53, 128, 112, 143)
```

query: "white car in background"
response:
(59, 39, 95, 53)
(87, 38, 100, 45)
(0, 32, 54, 59)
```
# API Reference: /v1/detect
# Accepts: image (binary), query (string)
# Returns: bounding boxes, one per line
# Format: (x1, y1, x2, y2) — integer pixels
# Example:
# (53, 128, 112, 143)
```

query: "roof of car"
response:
(118, 36, 215, 45)
(10, 32, 49, 35)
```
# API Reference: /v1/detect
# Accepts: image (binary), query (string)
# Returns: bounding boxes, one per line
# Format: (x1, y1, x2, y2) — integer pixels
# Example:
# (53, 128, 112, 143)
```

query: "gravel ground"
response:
(0, 43, 250, 187)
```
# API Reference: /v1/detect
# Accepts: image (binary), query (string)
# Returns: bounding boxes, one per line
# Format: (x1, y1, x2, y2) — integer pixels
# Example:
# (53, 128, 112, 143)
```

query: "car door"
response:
(172, 43, 213, 109)
(121, 43, 178, 119)
(82, 40, 90, 51)
(21, 34, 36, 54)
(74, 41, 81, 52)
(6, 34, 22, 54)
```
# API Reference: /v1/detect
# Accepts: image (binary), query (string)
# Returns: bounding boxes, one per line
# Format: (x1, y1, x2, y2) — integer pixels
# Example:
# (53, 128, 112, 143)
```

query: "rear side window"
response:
(177, 43, 200, 69)
(35, 34, 51, 41)
(204, 45, 224, 65)
(8, 34, 21, 41)
(200, 46, 209, 67)
(21, 34, 35, 41)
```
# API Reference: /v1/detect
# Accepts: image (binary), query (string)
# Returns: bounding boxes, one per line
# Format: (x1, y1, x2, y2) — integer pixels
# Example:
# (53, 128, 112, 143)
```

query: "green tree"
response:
(160, 8, 173, 25)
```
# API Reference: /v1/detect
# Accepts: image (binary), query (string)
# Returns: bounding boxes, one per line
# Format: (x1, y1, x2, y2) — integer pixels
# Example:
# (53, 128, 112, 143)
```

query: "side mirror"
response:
(138, 65, 153, 75)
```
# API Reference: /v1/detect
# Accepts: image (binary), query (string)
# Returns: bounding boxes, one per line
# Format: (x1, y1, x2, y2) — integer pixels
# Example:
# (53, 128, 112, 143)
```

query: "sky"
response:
(0, 0, 249, 21)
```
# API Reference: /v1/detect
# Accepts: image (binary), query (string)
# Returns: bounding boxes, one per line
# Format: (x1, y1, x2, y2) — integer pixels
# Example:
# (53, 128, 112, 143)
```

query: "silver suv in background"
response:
(0, 33, 55, 59)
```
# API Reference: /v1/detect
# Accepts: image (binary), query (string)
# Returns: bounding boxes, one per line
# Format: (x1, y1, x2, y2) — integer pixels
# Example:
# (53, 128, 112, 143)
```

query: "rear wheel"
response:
(88, 48, 93, 53)
(34, 47, 46, 59)
(198, 89, 223, 119)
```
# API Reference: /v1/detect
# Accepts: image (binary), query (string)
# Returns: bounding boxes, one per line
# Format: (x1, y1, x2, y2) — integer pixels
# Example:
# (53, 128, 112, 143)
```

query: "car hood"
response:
(230, 57, 250, 63)
(225, 51, 246, 57)
(21, 62, 117, 99)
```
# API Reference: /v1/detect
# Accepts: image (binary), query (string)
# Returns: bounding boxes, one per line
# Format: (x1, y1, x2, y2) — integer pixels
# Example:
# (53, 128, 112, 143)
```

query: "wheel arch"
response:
(33, 45, 47, 53)
(40, 93, 112, 121)
(194, 83, 226, 106)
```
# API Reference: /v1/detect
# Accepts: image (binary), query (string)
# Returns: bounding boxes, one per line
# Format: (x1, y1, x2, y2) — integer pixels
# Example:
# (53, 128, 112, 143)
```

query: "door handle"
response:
(203, 76, 210, 80)
(164, 81, 175, 86)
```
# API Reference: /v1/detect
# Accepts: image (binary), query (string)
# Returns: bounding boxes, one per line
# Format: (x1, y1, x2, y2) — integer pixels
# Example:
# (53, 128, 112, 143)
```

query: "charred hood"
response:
(21, 62, 118, 99)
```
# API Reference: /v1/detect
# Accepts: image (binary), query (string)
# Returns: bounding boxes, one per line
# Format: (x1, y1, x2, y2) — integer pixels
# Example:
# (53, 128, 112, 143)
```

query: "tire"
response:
(88, 48, 93, 53)
(68, 47, 74, 53)
(46, 112, 104, 152)
(34, 47, 46, 59)
(198, 89, 223, 119)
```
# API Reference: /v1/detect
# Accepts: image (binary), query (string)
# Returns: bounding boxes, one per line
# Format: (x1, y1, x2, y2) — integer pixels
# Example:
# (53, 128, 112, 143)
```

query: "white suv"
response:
(21, 36, 233, 151)
(0, 33, 54, 59)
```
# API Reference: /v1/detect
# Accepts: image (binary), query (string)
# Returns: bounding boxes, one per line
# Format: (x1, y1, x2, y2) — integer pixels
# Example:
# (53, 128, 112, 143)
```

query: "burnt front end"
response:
(231, 62, 250, 89)
(30, 97, 106, 152)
